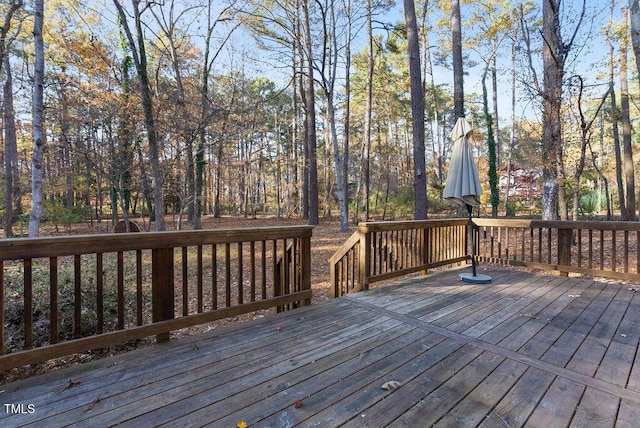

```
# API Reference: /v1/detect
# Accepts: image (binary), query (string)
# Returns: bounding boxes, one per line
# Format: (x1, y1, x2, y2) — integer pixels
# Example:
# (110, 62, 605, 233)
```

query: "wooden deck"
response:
(2, 267, 640, 427)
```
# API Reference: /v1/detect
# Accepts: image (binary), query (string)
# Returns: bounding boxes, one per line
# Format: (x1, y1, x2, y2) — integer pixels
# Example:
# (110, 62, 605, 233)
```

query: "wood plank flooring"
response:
(2, 267, 640, 427)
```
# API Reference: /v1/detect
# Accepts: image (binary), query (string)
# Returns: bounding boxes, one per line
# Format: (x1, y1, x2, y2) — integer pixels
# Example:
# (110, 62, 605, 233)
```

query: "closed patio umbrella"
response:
(443, 117, 491, 284)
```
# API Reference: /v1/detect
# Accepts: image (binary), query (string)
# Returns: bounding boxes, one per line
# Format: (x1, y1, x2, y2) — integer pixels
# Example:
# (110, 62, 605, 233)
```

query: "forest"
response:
(1, 0, 639, 238)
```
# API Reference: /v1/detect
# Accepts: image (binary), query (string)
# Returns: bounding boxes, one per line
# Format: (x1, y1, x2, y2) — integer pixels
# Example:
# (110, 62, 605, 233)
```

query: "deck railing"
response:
(329, 220, 469, 297)
(0, 226, 312, 372)
(329, 218, 640, 299)
(474, 219, 640, 281)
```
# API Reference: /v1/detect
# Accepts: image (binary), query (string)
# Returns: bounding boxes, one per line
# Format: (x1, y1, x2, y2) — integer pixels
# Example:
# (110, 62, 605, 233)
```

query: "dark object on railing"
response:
(114, 220, 140, 233)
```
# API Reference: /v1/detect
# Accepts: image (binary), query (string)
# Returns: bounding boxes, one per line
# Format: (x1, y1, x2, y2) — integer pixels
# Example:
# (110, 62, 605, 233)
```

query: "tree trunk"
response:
(113, 0, 165, 230)
(504, 36, 516, 216)
(29, 0, 45, 237)
(3, 55, 18, 237)
(482, 69, 499, 217)
(301, 0, 319, 225)
(606, 16, 625, 218)
(451, 0, 464, 118)
(620, 8, 636, 220)
(360, 0, 374, 221)
(541, 0, 564, 221)
(629, 0, 640, 84)
(341, 0, 352, 231)
(404, 0, 427, 219)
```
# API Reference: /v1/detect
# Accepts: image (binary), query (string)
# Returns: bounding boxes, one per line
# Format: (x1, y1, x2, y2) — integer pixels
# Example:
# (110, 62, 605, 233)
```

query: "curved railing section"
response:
(329, 220, 469, 298)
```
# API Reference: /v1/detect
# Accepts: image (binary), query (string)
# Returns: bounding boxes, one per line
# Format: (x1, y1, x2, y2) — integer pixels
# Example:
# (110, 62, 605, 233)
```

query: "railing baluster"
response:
(612, 231, 617, 272)
(577, 229, 582, 267)
(226, 243, 232, 307)
(198, 245, 204, 312)
(261, 241, 267, 300)
(50, 257, 59, 343)
(75, 255, 83, 337)
(238, 242, 243, 305)
(598, 230, 604, 270)
(24, 259, 33, 349)
(637, 231, 640, 275)
(250, 241, 256, 302)
(136, 250, 143, 326)
(97, 254, 104, 334)
(624, 231, 629, 273)
(117, 252, 124, 331)
(547, 228, 552, 265)
(182, 247, 188, 316)
(212, 244, 218, 309)
(588, 229, 593, 269)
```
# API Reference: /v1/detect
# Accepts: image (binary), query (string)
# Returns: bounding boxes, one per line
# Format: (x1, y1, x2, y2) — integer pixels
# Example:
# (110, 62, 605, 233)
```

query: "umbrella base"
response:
(460, 273, 492, 284)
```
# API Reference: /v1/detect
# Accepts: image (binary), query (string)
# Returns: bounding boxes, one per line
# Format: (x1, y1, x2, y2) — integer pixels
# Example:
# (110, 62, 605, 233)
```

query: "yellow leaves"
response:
(237, 422, 248, 428)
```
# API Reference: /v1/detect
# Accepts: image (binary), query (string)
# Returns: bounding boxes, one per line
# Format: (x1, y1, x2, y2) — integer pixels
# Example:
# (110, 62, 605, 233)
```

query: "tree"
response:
(451, 0, 464, 118)
(113, 0, 166, 231)
(301, 0, 319, 225)
(29, 0, 45, 236)
(619, 7, 635, 220)
(316, 0, 349, 231)
(605, 2, 625, 219)
(404, 0, 427, 219)
(1, 0, 24, 237)
(520, 0, 586, 220)
(630, 0, 640, 85)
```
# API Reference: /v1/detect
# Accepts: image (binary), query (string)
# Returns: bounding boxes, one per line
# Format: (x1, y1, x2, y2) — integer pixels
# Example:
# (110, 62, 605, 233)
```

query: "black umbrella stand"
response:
(460, 204, 492, 284)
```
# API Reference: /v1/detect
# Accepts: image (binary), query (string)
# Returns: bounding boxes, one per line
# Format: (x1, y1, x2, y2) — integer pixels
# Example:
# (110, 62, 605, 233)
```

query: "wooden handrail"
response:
(330, 218, 640, 299)
(473, 218, 640, 281)
(330, 219, 468, 297)
(0, 225, 313, 372)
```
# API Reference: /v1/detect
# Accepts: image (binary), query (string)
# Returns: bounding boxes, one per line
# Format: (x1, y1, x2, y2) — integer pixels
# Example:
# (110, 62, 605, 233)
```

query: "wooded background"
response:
(1, 0, 639, 237)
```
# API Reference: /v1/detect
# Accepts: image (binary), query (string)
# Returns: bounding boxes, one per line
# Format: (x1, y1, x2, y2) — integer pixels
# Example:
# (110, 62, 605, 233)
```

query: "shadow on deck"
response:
(2, 267, 640, 427)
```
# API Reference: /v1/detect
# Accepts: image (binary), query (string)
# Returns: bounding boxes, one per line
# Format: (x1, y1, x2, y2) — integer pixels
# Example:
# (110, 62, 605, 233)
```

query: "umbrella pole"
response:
(467, 204, 477, 276)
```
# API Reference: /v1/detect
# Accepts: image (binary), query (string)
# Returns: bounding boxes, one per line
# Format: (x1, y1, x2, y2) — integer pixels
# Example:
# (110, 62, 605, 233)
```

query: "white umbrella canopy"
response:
(443, 117, 491, 284)
(443, 117, 483, 207)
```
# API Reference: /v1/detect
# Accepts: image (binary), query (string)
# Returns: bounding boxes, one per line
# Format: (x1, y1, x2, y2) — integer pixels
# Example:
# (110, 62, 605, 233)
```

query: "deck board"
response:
(2, 267, 640, 427)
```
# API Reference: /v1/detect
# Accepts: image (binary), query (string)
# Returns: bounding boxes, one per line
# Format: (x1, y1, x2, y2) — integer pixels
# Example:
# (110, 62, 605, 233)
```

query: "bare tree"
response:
(522, 0, 586, 220)
(113, 0, 166, 230)
(29, 0, 45, 236)
(620, 7, 636, 220)
(452, 0, 464, 118)
(404, 0, 427, 219)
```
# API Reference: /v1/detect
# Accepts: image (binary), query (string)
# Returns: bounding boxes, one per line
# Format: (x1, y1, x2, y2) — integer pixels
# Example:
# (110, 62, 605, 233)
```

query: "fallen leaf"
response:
(63, 380, 81, 391)
(381, 380, 401, 391)
(275, 326, 283, 331)
(521, 313, 538, 319)
(237, 422, 248, 428)
(87, 397, 101, 411)
(295, 400, 304, 408)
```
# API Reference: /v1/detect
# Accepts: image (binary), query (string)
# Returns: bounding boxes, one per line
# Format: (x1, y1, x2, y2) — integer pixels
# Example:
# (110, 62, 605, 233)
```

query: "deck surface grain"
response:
(2, 267, 640, 427)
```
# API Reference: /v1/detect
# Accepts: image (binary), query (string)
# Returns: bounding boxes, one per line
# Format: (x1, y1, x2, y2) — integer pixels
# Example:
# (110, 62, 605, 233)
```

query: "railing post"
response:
(558, 228, 572, 277)
(152, 247, 175, 343)
(301, 236, 312, 306)
(421, 226, 430, 274)
(358, 227, 371, 291)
